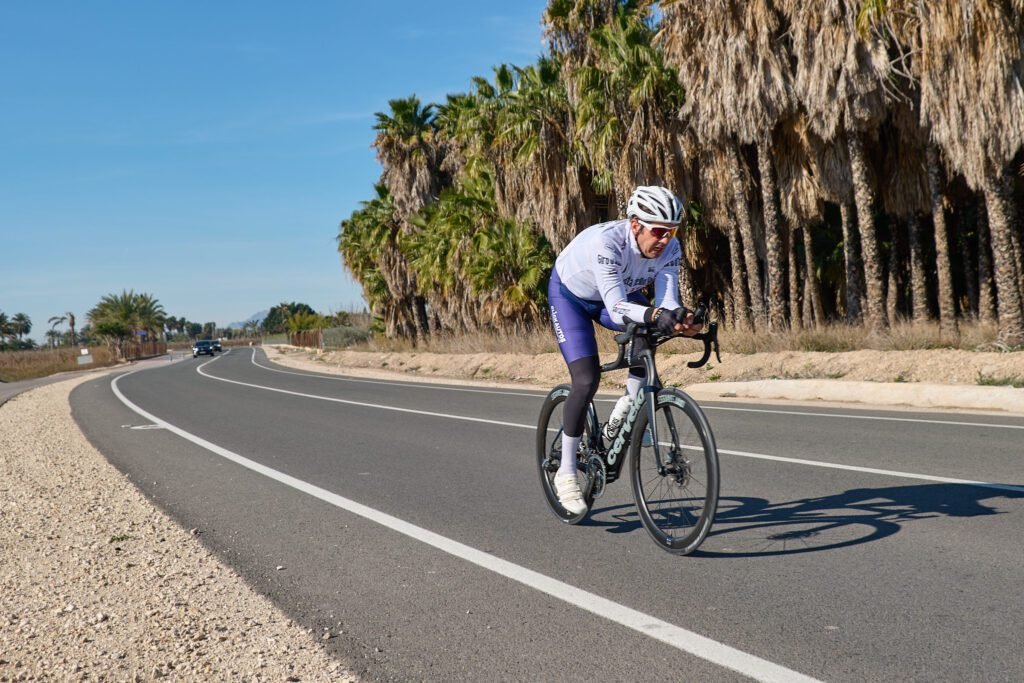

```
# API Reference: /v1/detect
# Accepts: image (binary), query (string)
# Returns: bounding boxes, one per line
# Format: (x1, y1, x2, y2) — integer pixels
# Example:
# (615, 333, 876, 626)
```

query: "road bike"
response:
(536, 307, 721, 555)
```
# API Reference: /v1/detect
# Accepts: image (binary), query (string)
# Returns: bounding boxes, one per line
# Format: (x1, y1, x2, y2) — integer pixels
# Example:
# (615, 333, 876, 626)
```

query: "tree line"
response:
(337, 0, 1024, 346)
(1, 295, 359, 354)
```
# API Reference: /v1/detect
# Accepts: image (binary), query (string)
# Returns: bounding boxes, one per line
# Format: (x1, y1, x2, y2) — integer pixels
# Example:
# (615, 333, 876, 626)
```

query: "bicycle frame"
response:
(594, 345, 662, 483)
(591, 313, 720, 482)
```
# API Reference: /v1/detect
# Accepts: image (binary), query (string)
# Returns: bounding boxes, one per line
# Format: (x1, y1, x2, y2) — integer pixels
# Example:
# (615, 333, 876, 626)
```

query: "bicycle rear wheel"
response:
(629, 388, 719, 554)
(536, 384, 596, 525)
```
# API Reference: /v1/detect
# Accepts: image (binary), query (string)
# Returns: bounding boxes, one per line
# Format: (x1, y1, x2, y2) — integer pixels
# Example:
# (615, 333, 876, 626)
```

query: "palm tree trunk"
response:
(907, 215, 931, 322)
(802, 225, 825, 328)
(847, 133, 888, 331)
(886, 230, 900, 324)
(726, 140, 765, 329)
(977, 200, 998, 324)
(926, 144, 959, 339)
(983, 171, 1024, 345)
(757, 140, 786, 331)
(788, 226, 803, 330)
(839, 202, 864, 322)
(727, 222, 752, 331)
(1007, 211, 1024, 309)
(677, 253, 696, 307)
(413, 295, 429, 336)
(957, 216, 978, 320)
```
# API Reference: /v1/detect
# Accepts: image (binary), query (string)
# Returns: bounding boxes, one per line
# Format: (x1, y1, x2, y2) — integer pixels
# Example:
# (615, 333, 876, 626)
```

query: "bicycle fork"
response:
(637, 354, 674, 474)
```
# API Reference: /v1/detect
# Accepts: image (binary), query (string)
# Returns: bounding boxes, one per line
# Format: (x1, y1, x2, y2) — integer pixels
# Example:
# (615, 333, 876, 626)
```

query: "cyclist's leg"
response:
(560, 357, 600, 477)
(548, 272, 602, 479)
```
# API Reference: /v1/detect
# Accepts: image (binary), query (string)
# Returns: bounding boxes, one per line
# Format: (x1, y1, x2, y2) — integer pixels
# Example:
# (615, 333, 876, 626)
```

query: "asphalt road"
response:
(70, 348, 1024, 682)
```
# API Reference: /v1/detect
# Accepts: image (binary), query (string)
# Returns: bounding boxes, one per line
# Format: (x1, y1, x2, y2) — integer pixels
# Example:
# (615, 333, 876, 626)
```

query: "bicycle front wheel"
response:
(630, 388, 719, 555)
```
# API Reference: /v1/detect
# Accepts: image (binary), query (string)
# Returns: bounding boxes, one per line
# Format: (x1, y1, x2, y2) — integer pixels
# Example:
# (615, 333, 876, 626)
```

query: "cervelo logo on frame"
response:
(608, 394, 644, 465)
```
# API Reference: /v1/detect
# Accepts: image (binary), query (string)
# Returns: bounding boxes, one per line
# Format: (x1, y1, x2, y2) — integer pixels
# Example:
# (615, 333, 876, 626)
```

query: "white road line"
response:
(197, 359, 530, 430)
(704, 405, 1024, 431)
(252, 349, 1024, 428)
(712, 447, 1024, 494)
(110, 369, 819, 683)
(248, 350, 548, 398)
(200, 355, 1024, 494)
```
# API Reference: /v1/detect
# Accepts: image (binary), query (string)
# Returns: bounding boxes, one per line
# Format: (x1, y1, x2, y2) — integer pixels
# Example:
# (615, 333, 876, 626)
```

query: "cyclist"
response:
(548, 185, 701, 514)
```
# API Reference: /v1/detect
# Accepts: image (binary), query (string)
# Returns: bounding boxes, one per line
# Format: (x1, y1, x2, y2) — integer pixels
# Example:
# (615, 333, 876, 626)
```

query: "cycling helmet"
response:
(627, 185, 683, 225)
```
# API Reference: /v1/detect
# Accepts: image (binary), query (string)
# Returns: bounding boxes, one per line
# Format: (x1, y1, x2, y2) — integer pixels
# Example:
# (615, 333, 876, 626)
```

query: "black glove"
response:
(646, 307, 687, 335)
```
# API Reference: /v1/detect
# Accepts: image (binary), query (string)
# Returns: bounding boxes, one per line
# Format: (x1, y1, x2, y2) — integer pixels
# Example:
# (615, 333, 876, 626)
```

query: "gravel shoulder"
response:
(0, 374, 358, 682)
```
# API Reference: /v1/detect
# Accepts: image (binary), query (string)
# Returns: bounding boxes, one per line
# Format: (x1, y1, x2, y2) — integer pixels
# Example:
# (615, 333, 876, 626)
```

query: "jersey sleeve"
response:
(653, 241, 683, 310)
(594, 236, 649, 326)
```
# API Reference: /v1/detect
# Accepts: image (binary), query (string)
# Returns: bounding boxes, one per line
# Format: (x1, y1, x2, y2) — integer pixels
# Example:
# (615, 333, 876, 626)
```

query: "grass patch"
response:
(108, 534, 131, 543)
(976, 372, 1024, 388)
(342, 318, 1008, 358)
(0, 346, 118, 382)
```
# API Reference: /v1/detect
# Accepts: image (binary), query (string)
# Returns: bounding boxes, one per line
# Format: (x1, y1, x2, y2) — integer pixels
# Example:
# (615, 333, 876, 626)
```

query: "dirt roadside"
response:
(0, 375, 359, 682)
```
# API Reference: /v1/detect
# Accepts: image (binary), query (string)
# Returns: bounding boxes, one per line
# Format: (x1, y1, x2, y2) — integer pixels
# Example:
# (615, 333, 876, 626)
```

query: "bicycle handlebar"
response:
(599, 304, 721, 374)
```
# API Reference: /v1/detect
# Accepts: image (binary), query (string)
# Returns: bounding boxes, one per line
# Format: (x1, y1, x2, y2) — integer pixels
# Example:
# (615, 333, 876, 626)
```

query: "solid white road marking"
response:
(201, 356, 1024, 494)
(251, 349, 1024, 429)
(110, 369, 819, 683)
(704, 405, 1024, 431)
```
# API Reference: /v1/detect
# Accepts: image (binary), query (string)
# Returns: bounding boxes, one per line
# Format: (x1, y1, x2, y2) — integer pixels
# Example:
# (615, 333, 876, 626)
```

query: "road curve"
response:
(71, 348, 1024, 682)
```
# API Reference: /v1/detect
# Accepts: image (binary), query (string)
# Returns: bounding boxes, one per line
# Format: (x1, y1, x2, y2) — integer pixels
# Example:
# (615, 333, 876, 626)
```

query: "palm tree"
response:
(877, 101, 934, 325)
(781, 0, 894, 332)
(914, 0, 1024, 345)
(373, 95, 446, 337)
(573, 5, 687, 200)
(661, 0, 795, 331)
(10, 313, 31, 341)
(338, 184, 413, 338)
(48, 311, 77, 346)
(465, 217, 554, 331)
(0, 311, 11, 348)
(88, 291, 166, 357)
(772, 115, 826, 328)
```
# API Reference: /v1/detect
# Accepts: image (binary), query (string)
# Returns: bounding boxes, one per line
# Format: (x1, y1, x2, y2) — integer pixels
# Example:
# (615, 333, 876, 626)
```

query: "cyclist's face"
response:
(631, 217, 678, 258)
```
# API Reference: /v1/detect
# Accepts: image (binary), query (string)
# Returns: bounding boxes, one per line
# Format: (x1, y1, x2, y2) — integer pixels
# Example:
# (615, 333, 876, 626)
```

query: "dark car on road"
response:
(211, 340, 222, 352)
(192, 340, 215, 358)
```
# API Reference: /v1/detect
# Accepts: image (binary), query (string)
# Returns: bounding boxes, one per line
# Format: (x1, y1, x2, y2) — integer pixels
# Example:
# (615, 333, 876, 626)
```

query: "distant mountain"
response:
(227, 309, 268, 330)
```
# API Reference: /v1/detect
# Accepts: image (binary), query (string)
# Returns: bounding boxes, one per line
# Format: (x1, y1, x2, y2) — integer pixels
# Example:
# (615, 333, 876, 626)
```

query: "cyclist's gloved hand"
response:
(645, 307, 688, 336)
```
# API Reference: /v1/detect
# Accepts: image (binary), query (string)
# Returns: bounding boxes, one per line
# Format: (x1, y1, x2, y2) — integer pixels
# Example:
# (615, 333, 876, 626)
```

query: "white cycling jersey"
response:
(554, 219, 682, 326)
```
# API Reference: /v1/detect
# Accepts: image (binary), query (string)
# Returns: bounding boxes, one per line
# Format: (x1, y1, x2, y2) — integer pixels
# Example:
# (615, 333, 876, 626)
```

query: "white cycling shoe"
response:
(554, 472, 588, 515)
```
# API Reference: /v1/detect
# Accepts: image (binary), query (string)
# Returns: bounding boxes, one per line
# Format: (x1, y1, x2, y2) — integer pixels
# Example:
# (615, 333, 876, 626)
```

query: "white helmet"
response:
(627, 185, 683, 225)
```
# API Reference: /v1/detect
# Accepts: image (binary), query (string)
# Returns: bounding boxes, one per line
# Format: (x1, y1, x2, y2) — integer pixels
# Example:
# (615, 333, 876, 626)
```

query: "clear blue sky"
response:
(1, 1, 547, 342)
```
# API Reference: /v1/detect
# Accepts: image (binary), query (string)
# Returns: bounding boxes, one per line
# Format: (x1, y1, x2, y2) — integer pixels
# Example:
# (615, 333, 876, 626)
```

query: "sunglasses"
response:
(638, 220, 678, 240)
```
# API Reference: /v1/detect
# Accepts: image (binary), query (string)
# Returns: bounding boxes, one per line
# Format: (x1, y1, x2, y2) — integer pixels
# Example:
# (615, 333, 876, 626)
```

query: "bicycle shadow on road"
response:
(586, 482, 1024, 558)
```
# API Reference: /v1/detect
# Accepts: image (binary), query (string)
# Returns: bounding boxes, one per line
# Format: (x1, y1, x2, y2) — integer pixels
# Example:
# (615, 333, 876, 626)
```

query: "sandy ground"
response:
(0, 375, 358, 682)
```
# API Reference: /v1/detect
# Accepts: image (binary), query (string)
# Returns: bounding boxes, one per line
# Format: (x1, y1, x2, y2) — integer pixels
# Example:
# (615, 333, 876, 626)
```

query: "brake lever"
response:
(686, 303, 720, 369)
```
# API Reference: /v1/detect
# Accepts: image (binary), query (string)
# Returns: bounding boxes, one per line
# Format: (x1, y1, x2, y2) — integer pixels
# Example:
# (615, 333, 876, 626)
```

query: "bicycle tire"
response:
(629, 388, 719, 554)
(536, 384, 597, 525)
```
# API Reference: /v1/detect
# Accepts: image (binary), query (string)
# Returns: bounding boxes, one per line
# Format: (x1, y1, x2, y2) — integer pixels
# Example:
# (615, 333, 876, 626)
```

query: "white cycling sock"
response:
(558, 433, 581, 477)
